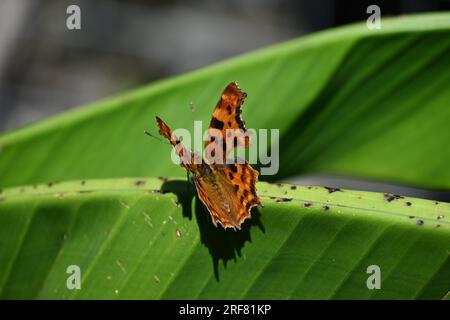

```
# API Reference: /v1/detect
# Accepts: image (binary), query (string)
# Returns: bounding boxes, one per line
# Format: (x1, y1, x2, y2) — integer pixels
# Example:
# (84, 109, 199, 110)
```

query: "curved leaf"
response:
(0, 14, 450, 189)
(0, 178, 449, 299)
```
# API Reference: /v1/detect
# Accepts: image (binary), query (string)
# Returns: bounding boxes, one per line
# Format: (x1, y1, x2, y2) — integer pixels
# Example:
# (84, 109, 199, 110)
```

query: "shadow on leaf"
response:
(161, 179, 265, 281)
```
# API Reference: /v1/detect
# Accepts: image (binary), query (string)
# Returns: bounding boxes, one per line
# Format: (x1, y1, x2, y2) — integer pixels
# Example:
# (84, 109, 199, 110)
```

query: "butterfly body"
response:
(155, 82, 262, 230)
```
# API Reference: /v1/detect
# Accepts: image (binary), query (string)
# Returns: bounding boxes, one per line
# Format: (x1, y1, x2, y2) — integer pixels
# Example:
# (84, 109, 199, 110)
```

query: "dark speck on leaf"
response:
(405, 202, 412, 206)
(276, 183, 283, 187)
(435, 201, 439, 205)
(79, 190, 93, 194)
(135, 180, 146, 186)
(437, 215, 444, 220)
(323, 205, 330, 211)
(47, 181, 54, 187)
(384, 193, 404, 202)
(276, 198, 292, 202)
(290, 186, 297, 190)
(416, 220, 424, 226)
(436, 224, 441, 228)
(325, 187, 341, 194)
(304, 202, 312, 208)
(409, 216, 415, 219)
(81, 180, 86, 185)
(158, 177, 169, 182)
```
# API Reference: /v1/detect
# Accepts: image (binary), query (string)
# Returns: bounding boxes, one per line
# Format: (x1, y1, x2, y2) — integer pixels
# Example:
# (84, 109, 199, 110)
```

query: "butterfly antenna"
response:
(144, 130, 171, 145)
(189, 101, 196, 131)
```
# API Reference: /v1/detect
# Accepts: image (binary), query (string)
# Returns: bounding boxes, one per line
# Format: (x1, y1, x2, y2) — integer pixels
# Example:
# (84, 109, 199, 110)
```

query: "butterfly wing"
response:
(204, 82, 250, 163)
(155, 116, 195, 172)
(193, 161, 262, 230)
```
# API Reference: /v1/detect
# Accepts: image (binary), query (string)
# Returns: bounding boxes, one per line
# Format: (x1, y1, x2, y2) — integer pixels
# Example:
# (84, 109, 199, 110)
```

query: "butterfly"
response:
(155, 82, 263, 230)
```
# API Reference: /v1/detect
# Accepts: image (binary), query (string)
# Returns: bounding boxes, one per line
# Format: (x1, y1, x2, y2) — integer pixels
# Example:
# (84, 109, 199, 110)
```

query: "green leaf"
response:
(0, 13, 450, 189)
(0, 178, 448, 299)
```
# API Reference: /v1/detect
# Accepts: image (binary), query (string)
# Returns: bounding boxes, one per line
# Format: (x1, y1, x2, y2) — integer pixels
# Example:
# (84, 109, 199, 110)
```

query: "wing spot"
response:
(210, 117, 224, 130)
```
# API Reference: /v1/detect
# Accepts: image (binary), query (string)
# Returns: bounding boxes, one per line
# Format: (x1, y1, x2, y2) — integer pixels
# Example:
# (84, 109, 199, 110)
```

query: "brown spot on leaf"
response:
(304, 202, 312, 208)
(384, 193, 404, 202)
(325, 187, 341, 194)
(437, 215, 444, 220)
(290, 186, 297, 190)
(276, 198, 292, 202)
(416, 220, 424, 226)
(323, 205, 330, 211)
(405, 202, 412, 206)
(135, 180, 146, 186)
(158, 176, 169, 182)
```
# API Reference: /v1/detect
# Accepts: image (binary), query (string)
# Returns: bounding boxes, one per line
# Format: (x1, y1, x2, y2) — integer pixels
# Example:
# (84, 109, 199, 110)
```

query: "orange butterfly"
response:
(155, 82, 263, 230)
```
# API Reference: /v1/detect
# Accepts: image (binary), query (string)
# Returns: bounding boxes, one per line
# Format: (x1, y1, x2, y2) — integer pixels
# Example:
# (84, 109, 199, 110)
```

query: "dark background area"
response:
(0, 0, 449, 132)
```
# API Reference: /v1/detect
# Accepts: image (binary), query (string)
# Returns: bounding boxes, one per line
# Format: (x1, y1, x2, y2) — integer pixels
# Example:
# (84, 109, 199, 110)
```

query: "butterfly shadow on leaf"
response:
(161, 179, 265, 281)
